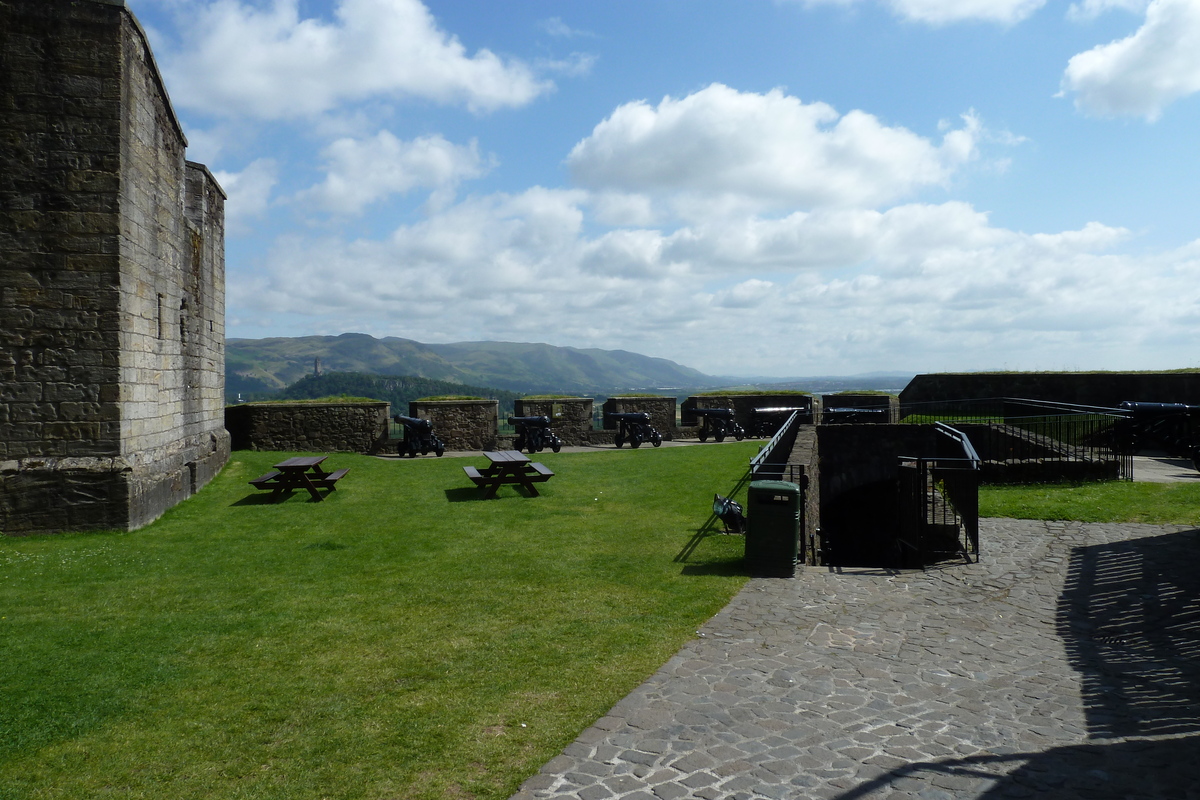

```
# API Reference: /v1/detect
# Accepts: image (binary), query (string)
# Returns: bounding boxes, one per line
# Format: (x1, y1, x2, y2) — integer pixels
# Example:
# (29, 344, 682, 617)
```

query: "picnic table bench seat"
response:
(314, 467, 350, 489)
(249, 470, 281, 488)
(528, 462, 554, 480)
(463, 465, 485, 484)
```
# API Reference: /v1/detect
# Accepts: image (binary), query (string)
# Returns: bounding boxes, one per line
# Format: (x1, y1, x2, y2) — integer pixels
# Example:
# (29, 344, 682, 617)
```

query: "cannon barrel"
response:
(393, 414, 432, 430)
(753, 406, 808, 415)
(692, 407, 736, 419)
(607, 412, 651, 422)
(1119, 401, 1200, 417)
(508, 415, 552, 427)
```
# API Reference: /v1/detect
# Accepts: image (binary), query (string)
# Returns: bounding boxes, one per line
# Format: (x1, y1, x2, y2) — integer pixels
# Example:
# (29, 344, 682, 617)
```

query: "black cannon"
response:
(607, 412, 663, 448)
(751, 406, 812, 437)
(393, 415, 445, 458)
(1116, 401, 1200, 469)
(822, 406, 890, 424)
(692, 407, 746, 442)
(509, 415, 563, 454)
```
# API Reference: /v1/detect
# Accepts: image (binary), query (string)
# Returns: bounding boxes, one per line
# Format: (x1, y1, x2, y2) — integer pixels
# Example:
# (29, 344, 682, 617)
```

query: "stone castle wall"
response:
(225, 402, 389, 454)
(1, 0, 228, 534)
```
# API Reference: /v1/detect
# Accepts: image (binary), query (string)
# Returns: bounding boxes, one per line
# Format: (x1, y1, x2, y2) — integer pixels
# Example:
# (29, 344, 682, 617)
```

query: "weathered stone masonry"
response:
(1, 0, 229, 533)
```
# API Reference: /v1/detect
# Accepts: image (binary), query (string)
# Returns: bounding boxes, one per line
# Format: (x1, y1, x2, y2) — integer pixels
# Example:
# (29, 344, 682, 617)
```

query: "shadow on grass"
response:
(445, 487, 484, 502)
(678, 558, 745, 577)
(230, 492, 327, 506)
(231, 493, 282, 506)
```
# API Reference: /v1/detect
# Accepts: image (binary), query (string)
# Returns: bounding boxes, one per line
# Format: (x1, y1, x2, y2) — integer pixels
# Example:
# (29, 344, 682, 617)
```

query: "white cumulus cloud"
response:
(161, 0, 551, 119)
(799, 0, 1047, 25)
(299, 132, 491, 214)
(1062, 0, 1200, 120)
(1067, 0, 1150, 21)
(212, 158, 278, 233)
(228, 181, 1199, 375)
(567, 84, 980, 213)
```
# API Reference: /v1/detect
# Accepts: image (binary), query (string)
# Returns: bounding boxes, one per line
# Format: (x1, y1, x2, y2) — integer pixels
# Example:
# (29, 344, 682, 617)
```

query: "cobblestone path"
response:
(512, 519, 1200, 800)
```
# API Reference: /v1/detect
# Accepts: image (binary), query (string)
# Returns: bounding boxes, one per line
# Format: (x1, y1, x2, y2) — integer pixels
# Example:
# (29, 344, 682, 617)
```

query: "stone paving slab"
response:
(512, 519, 1200, 800)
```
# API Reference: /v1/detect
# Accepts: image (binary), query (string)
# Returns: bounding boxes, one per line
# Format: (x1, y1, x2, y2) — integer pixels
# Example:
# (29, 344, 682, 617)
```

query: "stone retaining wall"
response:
(224, 402, 389, 453)
(409, 399, 498, 451)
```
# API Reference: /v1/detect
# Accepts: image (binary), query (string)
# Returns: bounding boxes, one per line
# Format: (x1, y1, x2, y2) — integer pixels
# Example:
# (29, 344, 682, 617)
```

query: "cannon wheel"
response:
(652, 433, 662, 447)
(614, 433, 625, 448)
(735, 430, 745, 441)
(435, 442, 445, 457)
(552, 441, 562, 453)
(715, 433, 726, 443)
(630, 434, 643, 449)
(698, 429, 708, 443)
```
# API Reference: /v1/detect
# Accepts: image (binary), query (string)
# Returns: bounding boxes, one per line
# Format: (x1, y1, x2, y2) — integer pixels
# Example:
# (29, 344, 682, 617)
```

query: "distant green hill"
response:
(225, 333, 718, 400)
(276, 372, 521, 417)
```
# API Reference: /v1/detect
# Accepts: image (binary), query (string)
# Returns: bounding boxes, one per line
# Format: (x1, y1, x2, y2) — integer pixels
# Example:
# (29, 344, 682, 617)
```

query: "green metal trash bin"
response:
(744, 480, 803, 577)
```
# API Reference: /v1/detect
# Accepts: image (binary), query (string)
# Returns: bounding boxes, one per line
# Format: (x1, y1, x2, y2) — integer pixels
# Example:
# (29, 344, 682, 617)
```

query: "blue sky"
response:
(129, 0, 1200, 377)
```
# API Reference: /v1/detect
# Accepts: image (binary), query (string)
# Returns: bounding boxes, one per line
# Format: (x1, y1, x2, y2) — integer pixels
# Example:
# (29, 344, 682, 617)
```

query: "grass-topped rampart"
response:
(230, 394, 384, 405)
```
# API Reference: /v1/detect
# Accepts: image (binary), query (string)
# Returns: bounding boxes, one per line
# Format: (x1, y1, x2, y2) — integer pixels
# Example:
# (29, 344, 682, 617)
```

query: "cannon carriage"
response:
(509, 415, 563, 454)
(751, 406, 812, 437)
(393, 415, 445, 458)
(691, 407, 746, 442)
(606, 412, 663, 448)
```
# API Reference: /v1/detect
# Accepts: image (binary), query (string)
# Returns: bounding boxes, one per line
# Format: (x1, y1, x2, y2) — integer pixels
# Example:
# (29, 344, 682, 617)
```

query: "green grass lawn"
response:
(980, 480, 1200, 525)
(0, 444, 756, 800)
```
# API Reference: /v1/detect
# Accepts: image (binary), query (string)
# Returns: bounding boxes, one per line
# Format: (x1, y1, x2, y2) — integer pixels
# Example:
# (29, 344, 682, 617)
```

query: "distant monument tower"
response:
(315, 357, 322, 377)
(1, 0, 230, 534)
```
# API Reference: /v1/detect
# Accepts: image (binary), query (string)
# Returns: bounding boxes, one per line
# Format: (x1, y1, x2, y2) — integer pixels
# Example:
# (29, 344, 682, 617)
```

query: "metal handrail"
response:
(750, 410, 801, 478)
(934, 422, 981, 466)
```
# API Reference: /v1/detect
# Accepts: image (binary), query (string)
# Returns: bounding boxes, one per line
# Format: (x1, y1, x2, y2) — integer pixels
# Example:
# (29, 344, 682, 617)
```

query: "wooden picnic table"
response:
(463, 450, 554, 498)
(248, 456, 349, 502)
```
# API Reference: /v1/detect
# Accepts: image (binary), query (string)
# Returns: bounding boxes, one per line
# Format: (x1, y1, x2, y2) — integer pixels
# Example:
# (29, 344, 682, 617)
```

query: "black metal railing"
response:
(899, 397, 1131, 481)
(750, 410, 803, 482)
(898, 424, 980, 567)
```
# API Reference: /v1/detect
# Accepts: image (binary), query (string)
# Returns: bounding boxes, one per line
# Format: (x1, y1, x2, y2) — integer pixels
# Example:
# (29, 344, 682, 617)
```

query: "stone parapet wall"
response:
(514, 397, 593, 446)
(601, 396, 677, 440)
(900, 372, 1200, 409)
(225, 402, 388, 453)
(409, 400, 498, 451)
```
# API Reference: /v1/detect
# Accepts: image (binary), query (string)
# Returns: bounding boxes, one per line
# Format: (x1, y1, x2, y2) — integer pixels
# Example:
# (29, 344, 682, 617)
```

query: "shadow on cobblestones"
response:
(1057, 527, 1200, 738)
(829, 735, 1200, 799)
